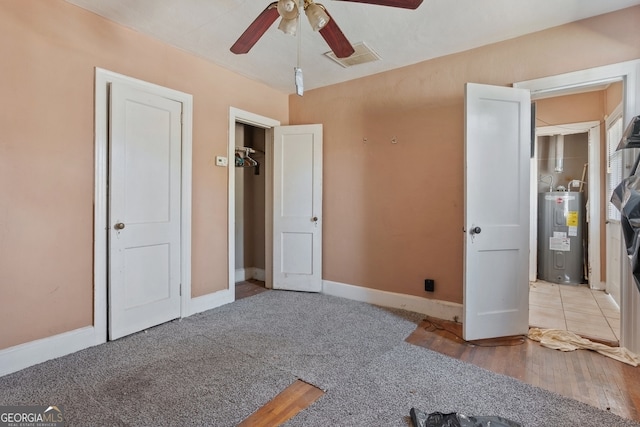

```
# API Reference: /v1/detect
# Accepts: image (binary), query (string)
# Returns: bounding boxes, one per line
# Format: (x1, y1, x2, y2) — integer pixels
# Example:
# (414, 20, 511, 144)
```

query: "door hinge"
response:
(179, 283, 182, 296)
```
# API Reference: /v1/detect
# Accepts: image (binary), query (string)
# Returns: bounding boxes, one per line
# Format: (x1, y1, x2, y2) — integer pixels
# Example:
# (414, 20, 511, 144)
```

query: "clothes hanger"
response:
(235, 152, 244, 167)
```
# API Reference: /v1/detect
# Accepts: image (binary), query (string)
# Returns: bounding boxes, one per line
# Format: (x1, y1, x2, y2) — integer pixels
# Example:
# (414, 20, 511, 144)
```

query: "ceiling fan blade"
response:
(334, 0, 423, 9)
(319, 11, 355, 58)
(230, 2, 280, 54)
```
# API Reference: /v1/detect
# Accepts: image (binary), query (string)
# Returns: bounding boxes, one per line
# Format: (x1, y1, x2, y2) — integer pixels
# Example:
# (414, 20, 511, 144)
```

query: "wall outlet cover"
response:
(425, 279, 435, 292)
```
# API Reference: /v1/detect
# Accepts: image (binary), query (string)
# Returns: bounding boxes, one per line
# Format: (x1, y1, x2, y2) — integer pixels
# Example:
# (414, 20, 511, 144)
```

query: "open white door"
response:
(109, 82, 182, 340)
(272, 124, 323, 292)
(464, 83, 531, 341)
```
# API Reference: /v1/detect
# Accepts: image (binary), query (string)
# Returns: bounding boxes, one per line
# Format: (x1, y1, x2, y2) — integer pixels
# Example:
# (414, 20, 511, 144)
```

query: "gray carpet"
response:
(0, 291, 638, 426)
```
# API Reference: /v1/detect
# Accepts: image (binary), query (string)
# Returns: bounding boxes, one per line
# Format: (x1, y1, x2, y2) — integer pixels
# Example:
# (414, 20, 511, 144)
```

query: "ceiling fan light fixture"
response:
(277, 0, 299, 20)
(278, 16, 298, 35)
(305, 3, 330, 31)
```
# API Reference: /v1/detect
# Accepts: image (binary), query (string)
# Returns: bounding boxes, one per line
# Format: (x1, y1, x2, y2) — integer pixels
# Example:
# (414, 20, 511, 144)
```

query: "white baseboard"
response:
(235, 268, 247, 282)
(1, 281, 458, 377)
(251, 268, 266, 281)
(187, 288, 234, 316)
(322, 280, 462, 322)
(235, 267, 266, 282)
(1, 289, 236, 377)
(0, 326, 99, 377)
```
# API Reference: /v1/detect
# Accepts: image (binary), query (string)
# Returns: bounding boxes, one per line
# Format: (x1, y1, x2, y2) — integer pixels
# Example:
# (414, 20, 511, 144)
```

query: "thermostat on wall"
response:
(216, 156, 228, 167)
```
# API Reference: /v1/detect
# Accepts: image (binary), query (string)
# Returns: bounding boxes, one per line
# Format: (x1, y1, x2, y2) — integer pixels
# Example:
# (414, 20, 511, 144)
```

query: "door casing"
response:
(228, 108, 280, 297)
(94, 68, 193, 344)
(515, 59, 640, 353)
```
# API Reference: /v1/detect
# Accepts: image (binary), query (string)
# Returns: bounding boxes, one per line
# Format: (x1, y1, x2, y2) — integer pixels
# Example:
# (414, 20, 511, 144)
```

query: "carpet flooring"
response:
(1, 291, 638, 426)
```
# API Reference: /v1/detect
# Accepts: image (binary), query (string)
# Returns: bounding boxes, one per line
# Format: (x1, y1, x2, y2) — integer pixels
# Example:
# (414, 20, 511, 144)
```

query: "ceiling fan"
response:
(230, 0, 424, 59)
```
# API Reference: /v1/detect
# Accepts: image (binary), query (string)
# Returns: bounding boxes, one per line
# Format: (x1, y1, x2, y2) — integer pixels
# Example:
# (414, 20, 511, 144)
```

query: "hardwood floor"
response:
(236, 279, 269, 300)
(238, 380, 324, 427)
(406, 317, 640, 423)
(235, 284, 640, 424)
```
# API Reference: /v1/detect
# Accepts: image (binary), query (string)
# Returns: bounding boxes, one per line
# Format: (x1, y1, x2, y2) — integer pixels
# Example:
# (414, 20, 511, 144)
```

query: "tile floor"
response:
(529, 280, 621, 343)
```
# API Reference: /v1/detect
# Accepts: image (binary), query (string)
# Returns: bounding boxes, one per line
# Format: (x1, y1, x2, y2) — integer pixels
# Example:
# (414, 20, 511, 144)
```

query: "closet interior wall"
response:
(234, 123, 266, 282)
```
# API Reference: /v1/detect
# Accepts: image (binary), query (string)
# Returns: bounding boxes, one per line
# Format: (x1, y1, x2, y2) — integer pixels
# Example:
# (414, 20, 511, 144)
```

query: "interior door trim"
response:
(228, 108, 280, 298)
(515, 59, 640, 352)
(94, 68, 193, 343)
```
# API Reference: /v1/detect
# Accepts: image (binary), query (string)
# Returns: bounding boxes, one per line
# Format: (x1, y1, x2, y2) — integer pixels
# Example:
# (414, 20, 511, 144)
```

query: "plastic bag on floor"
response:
(611, 174, 640, 294)
(409, 408, 522, 427)
(610, 115, 640, 294)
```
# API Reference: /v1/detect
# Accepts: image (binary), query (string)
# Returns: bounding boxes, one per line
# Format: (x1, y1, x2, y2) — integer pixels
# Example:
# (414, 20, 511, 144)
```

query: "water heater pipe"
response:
(554, 134, 564, 173)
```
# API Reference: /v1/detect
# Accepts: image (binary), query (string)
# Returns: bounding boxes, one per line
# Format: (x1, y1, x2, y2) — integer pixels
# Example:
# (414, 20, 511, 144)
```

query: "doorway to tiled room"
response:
(528, 83, 623, 345)
(529, 281, 620, 344)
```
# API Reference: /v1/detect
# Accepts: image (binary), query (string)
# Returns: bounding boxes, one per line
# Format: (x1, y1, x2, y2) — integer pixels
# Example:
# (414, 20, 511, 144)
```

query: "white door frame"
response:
(228, 108, 280, 297)
(530, 121, 602, 289)
(605, 103, 624, 305)
(515, 59, 640, 352)
(94, 68, 193, 344)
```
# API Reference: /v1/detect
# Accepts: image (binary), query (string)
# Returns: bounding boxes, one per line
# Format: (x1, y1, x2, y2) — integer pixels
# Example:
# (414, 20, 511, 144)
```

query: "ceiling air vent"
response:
(324, 42, 381, 68)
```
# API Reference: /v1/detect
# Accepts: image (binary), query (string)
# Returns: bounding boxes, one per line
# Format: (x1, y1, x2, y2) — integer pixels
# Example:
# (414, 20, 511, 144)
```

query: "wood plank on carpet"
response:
(406, 316, 640, 423)
(238, 379, 324, 427)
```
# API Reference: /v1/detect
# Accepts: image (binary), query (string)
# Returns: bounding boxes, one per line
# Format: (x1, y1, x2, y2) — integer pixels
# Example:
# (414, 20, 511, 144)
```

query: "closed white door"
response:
(464, 83, 531, 341)
(272, 125, 323, 292)
(109, 82, 182, 340)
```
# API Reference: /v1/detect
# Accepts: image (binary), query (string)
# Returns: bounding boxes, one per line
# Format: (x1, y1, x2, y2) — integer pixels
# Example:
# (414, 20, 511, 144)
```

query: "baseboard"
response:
(1, 282, 457, 377)
(188, 289, 234, 316)
(0, 326, 98, 377)
(251, 268, 266, 281)
(322, 280, 462, 322)
(1, 289, 236, 377)
(235, 268, 247, 282)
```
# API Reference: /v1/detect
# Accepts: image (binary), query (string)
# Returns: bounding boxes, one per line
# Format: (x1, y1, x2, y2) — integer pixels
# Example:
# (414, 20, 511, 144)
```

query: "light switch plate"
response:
(215, 156, 228, 167)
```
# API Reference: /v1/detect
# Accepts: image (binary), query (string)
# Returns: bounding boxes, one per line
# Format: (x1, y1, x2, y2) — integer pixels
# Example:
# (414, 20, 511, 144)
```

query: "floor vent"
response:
(324, 42, 381, 68)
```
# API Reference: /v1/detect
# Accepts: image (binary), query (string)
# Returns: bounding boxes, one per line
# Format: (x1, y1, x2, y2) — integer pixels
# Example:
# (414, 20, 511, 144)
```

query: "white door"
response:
(109, 82, 182, 340)
(464, 83, 531, 341)
(272, 124, 323, 292)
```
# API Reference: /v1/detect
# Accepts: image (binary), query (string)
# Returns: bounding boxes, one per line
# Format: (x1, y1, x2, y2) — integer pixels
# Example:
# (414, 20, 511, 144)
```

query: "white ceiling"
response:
(65, 0, 640, 94)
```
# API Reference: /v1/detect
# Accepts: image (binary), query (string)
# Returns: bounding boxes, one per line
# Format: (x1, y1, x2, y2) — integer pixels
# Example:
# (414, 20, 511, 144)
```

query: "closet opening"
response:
(234, 123, 268, 297)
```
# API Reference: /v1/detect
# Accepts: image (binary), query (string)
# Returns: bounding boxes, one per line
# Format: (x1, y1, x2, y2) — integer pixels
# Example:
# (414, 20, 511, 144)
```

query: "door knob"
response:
(312, 216, 318, 222)
(114, 222, 125, 230)
(470, 226, 481, 235)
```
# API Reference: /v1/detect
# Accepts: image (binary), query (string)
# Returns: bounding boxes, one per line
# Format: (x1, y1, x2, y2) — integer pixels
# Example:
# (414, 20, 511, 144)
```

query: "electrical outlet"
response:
(425, 279, 435, 292)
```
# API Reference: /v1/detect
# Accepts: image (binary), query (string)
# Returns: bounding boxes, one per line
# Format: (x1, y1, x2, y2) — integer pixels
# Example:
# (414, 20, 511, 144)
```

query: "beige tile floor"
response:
(529, 280, 621, 343)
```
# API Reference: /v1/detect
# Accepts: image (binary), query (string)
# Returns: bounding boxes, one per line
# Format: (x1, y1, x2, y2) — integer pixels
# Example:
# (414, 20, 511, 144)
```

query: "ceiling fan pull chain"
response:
(295, 0, 304, 96)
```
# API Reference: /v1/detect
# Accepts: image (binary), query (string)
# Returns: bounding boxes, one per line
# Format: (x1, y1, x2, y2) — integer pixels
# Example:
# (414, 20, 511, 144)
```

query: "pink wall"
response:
(606, 82, 624, 116)
(1, 0, 639, 351)
(535, 92, 605, 127)
(290, 6, 640, 304)
(0, 0, 288, 350)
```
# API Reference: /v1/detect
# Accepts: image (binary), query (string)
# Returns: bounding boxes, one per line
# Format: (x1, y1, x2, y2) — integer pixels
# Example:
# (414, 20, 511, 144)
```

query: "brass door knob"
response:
(114, 223, 125, 230)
